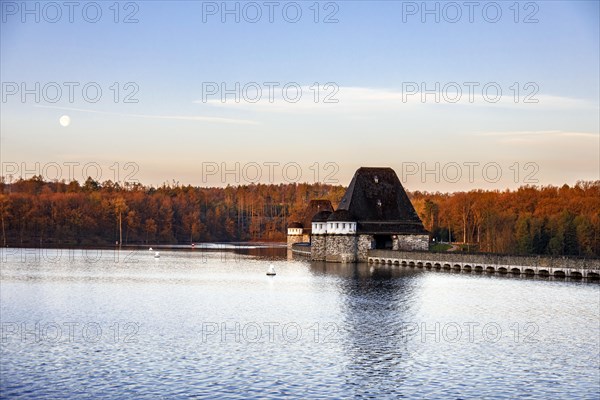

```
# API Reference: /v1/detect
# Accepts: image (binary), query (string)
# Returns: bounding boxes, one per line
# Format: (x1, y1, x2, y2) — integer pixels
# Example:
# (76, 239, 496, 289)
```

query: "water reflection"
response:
(1, 248, 598, 399)
(309, 262, 422, 396)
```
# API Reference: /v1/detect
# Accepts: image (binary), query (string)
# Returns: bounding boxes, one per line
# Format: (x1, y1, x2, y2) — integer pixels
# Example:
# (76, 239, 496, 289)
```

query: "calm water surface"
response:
(1, 247, 599, 399)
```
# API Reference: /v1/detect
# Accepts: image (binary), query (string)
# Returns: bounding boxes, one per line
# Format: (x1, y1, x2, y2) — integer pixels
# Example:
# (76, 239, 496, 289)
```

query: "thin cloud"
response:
(193, 86, 598, 114)
(34, 105, 259, 125)
(475, 130, 599, 139)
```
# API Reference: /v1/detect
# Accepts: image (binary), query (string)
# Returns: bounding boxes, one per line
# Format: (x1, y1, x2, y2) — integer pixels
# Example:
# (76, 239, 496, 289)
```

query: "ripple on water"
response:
(1, 250, 599, 398)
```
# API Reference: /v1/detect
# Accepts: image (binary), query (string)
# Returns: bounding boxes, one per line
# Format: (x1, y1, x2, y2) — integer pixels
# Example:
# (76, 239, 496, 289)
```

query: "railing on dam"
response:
(367, 249, 600, 279)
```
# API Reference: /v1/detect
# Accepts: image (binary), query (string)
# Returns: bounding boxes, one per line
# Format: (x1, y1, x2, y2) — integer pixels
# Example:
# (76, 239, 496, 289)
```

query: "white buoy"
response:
(154, 251, 160, 258)
(266, 264, 276, 276)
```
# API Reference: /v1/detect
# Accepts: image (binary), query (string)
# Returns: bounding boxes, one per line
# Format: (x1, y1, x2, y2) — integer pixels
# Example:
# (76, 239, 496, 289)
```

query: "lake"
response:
(1, 246, 599, 399)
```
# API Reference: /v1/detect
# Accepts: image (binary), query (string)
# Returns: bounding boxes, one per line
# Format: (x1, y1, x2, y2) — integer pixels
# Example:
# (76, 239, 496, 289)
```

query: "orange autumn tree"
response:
(0, 177, 598, 257)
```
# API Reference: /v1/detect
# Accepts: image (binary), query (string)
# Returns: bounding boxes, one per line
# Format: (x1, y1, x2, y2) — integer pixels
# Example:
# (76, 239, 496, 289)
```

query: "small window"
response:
(343, 223, 346, 229)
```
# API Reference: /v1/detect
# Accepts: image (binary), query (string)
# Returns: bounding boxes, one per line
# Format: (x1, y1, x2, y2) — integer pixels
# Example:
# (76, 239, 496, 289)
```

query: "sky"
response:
(1, 0, 599, 192)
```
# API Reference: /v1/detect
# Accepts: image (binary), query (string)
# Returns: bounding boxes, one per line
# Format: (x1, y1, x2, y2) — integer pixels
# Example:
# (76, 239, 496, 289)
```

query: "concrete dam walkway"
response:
(367, 250, 600, 280)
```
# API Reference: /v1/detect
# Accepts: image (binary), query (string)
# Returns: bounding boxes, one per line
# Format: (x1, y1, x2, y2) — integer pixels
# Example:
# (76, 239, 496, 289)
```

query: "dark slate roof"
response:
(301, 200, 334, 233)
(327, 209, 356, 222)
(288, 222, 303, 229)
(312, 210, 333, 222)
(336, 167, 428, 235)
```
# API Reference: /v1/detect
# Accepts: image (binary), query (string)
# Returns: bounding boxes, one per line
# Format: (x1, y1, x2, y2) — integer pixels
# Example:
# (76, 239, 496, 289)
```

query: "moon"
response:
(59, 115, 71, 127)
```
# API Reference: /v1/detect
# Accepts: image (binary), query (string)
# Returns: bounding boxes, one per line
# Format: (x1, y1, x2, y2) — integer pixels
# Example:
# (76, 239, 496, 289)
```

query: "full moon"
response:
(59, 115, 71, 127)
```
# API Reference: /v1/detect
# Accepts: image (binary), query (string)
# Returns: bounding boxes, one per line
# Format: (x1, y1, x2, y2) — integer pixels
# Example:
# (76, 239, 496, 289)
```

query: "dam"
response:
(366, 249, 600, 279)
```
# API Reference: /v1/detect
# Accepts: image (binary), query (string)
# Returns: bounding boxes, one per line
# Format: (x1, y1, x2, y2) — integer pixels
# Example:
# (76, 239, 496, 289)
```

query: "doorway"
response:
(374, 235, 393, 249)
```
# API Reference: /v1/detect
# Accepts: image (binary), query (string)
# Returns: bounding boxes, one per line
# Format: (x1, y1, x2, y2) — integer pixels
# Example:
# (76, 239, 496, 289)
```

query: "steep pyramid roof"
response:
(336, 167, 427, 235)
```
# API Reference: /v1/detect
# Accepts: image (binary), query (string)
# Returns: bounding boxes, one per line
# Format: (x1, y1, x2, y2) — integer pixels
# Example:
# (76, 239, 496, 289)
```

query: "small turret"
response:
(287, 221, 303, 236)
(287, 221, 305, 249)
(311, 210, 332, 235)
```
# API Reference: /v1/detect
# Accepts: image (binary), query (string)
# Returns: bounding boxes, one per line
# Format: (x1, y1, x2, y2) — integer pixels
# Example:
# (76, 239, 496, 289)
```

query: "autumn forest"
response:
(0, 176, 598, 257)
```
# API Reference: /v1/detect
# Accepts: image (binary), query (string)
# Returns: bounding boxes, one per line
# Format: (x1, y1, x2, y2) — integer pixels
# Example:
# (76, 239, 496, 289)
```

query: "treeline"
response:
(0, 176, 346, 246)
(411, 182, 600, 257)
(0, 176, 598, 257)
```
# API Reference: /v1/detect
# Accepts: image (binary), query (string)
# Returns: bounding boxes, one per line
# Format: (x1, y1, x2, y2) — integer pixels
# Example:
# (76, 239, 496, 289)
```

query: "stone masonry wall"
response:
(311, 235, 327, 261)
(357, 235, 374, 262)
(306, 234, 430, 263)
(287, 234, 304, 249)
(396, 234, 429, 251)
(325, 235, 358, 263)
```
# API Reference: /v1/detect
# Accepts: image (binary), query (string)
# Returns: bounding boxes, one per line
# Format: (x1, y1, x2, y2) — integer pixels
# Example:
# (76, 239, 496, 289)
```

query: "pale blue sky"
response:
(1, 0, 599, 191)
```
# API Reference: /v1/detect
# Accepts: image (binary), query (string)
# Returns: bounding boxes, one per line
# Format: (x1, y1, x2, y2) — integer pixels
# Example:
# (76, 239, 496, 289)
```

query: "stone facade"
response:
(311, 235, 327, 261)
(357, 235, 374, 262)
(395, 234, 429, 251)
(287, 234, 304, 249)
(325, 235, 358, 263)
(298, 234, 430, 262)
